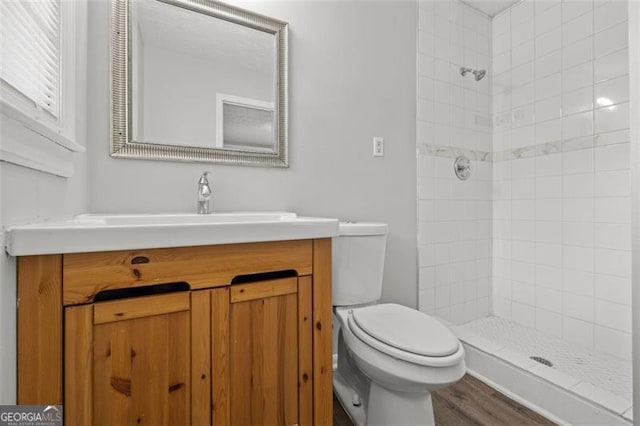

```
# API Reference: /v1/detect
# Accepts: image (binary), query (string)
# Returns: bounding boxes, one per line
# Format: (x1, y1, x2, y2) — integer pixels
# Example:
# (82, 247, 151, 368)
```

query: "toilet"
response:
(332, 222, 465, 426)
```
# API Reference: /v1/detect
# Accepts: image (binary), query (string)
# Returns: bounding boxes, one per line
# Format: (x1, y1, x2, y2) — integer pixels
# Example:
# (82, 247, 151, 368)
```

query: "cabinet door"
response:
(212, 276, 313, 426)
(65, 291, 211, 426)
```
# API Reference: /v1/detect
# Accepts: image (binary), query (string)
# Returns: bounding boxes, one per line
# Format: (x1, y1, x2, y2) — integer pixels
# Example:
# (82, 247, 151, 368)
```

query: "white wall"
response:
(491, 0, 632, 360)
(627, 0, 640, 420)
(416, 0, 493, 324)
(0, 3, 89, 403)
(87, 1, 418, 307)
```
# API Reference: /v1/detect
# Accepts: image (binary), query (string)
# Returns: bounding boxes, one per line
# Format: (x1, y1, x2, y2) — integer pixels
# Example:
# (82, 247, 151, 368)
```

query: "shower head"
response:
(473, 69, 486, 81)
(460, 67, 486, 81)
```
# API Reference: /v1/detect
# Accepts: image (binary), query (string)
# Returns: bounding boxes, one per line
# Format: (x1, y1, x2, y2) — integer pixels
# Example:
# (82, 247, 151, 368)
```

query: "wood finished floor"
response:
(333, 374, 555, 426)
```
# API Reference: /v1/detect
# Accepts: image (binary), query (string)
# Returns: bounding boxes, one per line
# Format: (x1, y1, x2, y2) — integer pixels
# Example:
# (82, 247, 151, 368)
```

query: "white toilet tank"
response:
(332, 222, 388, 306)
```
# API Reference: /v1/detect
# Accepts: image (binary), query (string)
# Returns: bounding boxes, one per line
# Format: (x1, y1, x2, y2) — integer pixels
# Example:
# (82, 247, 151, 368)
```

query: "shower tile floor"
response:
(453, 316, 633, 421)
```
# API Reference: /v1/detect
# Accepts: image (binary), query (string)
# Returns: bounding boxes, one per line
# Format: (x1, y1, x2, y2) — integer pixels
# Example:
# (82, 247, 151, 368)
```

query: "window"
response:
(0, 0, 83, 164)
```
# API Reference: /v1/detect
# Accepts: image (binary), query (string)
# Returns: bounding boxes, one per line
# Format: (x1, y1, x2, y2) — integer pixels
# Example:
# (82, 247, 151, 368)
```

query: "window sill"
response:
(0, 112, 77, 178)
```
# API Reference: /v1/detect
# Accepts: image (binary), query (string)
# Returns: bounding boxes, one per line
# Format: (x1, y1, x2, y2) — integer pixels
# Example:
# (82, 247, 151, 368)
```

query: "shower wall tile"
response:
(489, 0, 631, 360)
(417, 0, 492, 325)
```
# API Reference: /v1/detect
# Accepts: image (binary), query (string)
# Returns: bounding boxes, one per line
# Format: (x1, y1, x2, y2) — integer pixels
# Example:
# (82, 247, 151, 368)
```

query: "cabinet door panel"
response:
(93, 309, 190, 425)
(213, 277, 312, 426)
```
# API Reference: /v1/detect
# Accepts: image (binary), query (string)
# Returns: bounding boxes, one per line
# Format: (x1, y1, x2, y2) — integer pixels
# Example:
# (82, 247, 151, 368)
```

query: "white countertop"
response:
(5, 212, 339, 256)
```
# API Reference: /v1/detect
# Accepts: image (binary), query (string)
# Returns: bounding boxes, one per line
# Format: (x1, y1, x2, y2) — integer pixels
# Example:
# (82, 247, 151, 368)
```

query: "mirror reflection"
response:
(131, 0, 276, 152)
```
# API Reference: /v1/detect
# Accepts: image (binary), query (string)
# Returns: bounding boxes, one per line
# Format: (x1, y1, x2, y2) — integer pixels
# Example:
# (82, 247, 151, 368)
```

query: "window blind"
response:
(0, 0, 61, 119)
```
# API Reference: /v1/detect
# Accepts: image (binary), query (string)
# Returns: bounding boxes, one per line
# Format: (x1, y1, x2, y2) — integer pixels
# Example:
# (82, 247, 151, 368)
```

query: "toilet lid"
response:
(351, 304, 459, 357)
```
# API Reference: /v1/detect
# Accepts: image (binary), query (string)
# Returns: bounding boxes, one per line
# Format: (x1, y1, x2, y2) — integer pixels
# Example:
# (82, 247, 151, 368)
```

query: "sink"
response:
(6, 212, 339, 256)
(73, 212, 299, 226)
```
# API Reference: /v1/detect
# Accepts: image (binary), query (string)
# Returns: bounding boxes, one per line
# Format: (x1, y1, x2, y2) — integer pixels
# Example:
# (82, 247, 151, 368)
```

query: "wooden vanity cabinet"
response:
(17, 239, 333, 425)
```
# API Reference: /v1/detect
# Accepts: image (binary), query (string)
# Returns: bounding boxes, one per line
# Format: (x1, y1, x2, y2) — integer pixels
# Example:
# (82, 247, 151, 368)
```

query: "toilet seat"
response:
(346, 304, 464, 368)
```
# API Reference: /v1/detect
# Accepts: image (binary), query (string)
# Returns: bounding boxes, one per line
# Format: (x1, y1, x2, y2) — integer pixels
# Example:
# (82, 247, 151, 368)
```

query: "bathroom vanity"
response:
(8, 213, 337, 425)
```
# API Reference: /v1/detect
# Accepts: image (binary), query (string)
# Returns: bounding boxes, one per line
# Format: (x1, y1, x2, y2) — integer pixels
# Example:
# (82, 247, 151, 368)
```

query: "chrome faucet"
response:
(197, 171, 212, 214)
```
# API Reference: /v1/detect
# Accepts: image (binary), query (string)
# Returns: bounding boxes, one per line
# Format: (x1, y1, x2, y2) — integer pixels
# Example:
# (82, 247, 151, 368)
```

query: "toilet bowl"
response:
(332, 222, 465, 425)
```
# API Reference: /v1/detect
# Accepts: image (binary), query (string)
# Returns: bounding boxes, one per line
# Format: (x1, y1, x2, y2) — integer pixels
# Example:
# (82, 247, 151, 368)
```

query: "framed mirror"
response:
(110, 0, 289, 167)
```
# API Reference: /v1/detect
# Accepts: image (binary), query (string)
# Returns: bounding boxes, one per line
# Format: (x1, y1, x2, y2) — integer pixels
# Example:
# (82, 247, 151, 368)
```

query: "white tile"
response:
(536, 287, 562, 312)
(535, 4, 561, 36)
(562, 61, 593, 93)
(435, 36, 452, 61)
(563, 268, 594, 297)
(513, 199, 536, 220)
(562, 148, 593, 175)
(536, 27, 562, 57)
(535, 153, 562, 176)
(535, 96, 562, 123)
(594, 48, 628, 83)
(512, 20, 535, 47)
(534, 50, 562, 79)
(562, 0, 593, 23)
(418, 288, 435, 313)
(570, 382, 632, 415)
(563, 11, 593, 47)
(512, 281, 535, 304)
(511, 302, 535, 327)
(563, 197, 594, 221)
(512, 82, 535, 107)
(595, 248, 631, 277)
(595, 299, 631, 333)
(595, 325, 632, 360)
(622, 407, 633, 422)
(493, 10, 511, 36)
(536, 265, 562, 290)
(535, 243, 562, 267)
(535, 176, 562, 198)
(594, 1, 628, 34)
(418, 31, 435, 56)
(595, 143, 629, 172)
(435, 285, 450, 308)
(563, 222, 594, 248)
(562, 37, 593, 69)
(511, 125, 535, 149)
(594, 75, 630, 107)
(562, 86, 593, 116)
(535, 119, 561, 144)
(562, 111, 593, 139)
(536, 72, 561, 101)
(563, 245, 594, 273)
(536, 198, 562, 221)
(513, 220, 535, 241)
(563, 316, 595, 348)
(418, 54, 435, 78)
(513, 158, 537, 178)
(562, 292, 594, 322)
(595, 274, 631, 306)
(535, 308, 562, 337)
(493, 51, 511, 75)
(563, 174, 594, 198)
(512, 104, 536, 128)
(419, 266, 436, 289)
(536, 221, 562, 244)
(512, 62, 535, 86)
(512, 40, 535, 67)
(512, 178, 535, 199)
(595, 196, 630, 223)
(595, 170, 630, 197)
(595, 128, 629, 146)
(594, 22, 628, 59)
(511, 0, 534, 26)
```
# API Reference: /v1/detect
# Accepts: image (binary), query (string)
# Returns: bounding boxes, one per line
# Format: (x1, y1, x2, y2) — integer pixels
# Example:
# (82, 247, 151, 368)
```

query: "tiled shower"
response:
(417, 0, 632, 420)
